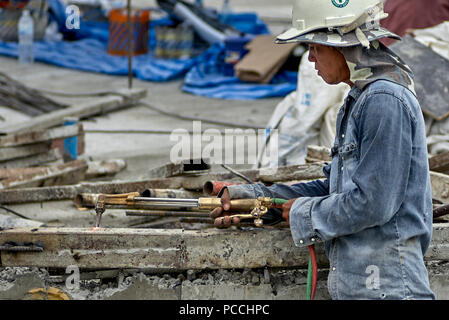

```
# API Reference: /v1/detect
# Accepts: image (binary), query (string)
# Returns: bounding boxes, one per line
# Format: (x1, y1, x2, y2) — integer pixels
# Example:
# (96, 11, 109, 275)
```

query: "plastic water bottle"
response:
(220, 0, 232, 23)
(18, 9, 34, 65)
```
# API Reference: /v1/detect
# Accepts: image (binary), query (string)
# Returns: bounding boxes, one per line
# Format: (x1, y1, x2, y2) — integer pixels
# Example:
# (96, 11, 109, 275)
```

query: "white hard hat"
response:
(276, 0, 398, 47)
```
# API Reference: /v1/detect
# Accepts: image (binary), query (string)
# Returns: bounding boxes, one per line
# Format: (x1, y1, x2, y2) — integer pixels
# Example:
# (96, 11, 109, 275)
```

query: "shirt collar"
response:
(347, 85, 362, 101)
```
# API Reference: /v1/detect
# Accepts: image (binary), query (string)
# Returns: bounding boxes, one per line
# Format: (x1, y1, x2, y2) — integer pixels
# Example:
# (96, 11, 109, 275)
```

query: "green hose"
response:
(271, 198, 313, 300)
(306, 255, 313, 300)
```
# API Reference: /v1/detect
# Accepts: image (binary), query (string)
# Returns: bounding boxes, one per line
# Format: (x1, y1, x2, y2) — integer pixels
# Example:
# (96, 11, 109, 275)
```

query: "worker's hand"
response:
(209, 188, 241, 228)
(281, 198, 299, 226)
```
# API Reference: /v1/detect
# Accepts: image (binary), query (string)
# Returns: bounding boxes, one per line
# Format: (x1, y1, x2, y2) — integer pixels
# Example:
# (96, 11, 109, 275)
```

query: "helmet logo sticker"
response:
(332, 0, 349, 8)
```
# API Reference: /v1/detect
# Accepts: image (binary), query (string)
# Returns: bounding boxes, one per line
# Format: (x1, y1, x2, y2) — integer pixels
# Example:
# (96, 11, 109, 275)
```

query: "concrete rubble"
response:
(1, 262, 449, 300)
(0, 266, 331, 300)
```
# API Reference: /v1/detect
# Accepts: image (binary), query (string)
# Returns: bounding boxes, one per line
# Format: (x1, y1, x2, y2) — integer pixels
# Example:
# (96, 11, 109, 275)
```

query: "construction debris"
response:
(305, 145, 332, 163)
(0, 123, 84, 169)
(429, 151, 449, 174)
(0, 72, 67, 117)
(85, 159, 127, 179)
(0, 88, 147, 135)
(0, 159, 88, 189)
(146, 158, 211, 179)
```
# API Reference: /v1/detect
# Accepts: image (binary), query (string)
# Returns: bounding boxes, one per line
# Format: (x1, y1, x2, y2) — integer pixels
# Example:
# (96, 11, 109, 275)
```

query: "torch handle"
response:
(198, 198, 260, 211)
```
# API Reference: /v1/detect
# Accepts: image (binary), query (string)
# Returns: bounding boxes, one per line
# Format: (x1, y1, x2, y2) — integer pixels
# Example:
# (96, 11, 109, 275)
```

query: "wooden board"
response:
(0, 88, 147, 134)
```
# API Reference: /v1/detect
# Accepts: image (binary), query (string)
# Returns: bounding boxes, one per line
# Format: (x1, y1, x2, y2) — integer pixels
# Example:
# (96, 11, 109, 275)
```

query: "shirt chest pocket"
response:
(339, 142, 359, 191)
(339, 142, 359, 162)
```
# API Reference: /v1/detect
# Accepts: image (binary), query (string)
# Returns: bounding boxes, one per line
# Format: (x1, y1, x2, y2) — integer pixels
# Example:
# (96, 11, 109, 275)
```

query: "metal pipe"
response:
(126, 210, 210, 218)
(140, 188, 201, 199)
(132, 197, 199, 204)
(203, 181, 240, 196)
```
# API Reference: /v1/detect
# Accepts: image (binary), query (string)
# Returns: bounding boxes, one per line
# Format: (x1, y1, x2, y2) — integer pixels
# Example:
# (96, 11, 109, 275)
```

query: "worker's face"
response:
(308, 44, 351, 86)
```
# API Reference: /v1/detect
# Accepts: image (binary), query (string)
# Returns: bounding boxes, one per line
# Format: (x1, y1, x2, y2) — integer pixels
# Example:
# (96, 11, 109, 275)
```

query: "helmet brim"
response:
(275, 27, 401, 47)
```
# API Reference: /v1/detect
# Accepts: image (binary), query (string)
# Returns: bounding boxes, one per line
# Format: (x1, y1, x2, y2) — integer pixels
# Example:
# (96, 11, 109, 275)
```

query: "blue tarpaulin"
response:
(0, 1, 297, 99)
(182, 42, 298, 100)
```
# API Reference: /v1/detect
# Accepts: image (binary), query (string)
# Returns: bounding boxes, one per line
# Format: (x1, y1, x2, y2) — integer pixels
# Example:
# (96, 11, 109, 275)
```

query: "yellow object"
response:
(26, 287, 70, 300)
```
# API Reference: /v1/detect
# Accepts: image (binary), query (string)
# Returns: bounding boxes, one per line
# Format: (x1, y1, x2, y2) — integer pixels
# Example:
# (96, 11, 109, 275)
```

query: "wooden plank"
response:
(179, 163, 326, 190)
(0, 148, 62, 169)
(0, 163, 327, 204)
(0, 159, 88, 189)
(0, 143, 50, 162)
(429, 151, 449, 173)
(0, 88, 147, 134)
(0, 124, 82, 148)
(259, 162, 326, 183)
(305, 145, 331, 163)
(0, 178, 183, 204)
(0, 227, 326, 270)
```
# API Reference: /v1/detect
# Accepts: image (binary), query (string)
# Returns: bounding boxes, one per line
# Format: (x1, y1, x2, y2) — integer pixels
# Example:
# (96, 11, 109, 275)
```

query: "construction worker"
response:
(210, 0, 435, 300)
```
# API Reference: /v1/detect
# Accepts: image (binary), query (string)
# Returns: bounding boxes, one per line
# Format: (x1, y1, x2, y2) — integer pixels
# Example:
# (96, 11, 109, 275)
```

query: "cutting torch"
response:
(78, 192, 279, 228)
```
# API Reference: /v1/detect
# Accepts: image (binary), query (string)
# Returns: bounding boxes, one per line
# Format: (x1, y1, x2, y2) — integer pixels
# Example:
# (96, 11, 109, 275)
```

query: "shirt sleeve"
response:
(289, 92, 414, 247)
(220, 163, 331, 199)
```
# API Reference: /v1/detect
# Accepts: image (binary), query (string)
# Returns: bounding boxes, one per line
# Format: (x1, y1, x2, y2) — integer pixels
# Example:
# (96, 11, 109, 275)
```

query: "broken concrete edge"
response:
(0, 223, 448, 270)
(0, 265, 332, 300)
(0, 227, 323, 270)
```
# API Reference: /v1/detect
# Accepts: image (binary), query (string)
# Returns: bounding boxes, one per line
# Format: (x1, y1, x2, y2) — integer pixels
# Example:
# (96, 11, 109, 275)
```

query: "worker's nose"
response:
(308, 49, 316, 63)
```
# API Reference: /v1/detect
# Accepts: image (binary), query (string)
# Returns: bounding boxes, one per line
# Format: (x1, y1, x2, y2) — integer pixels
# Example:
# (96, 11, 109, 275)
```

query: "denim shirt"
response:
(225, 80, 435, 300)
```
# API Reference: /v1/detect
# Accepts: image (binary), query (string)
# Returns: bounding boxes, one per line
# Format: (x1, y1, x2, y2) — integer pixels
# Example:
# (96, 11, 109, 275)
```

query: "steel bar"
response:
(125, 210, 210, 218)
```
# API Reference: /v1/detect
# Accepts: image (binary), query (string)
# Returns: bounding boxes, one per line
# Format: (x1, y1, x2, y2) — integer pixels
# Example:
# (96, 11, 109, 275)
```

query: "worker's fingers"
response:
(213, 215, 241, 229)
(221, 188, 231, 211)
(214, 216, 231, 228)
(210, 206, 223, 219)
(281, 198, 298, 226)
(282, 208, 290, 226)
